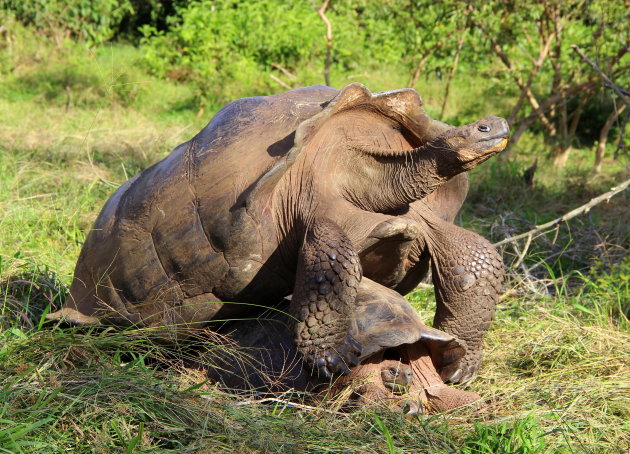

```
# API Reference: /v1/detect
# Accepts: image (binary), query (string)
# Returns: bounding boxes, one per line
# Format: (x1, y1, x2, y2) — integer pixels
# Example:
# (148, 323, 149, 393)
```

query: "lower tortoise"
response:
(203, 277, 481, 412)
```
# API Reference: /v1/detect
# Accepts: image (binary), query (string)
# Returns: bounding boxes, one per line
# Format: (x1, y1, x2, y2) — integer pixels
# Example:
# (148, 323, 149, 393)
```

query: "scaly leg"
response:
(291, 218, 363, 378)
(417, 209, 503, 383)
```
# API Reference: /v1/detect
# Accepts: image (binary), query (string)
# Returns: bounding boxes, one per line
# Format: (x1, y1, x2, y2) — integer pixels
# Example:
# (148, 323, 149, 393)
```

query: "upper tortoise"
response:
(49, 83, 508, 382)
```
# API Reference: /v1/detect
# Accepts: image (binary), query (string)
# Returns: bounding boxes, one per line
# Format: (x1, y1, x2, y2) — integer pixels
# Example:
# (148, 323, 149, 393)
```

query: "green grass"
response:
(0, 21, 628, 453)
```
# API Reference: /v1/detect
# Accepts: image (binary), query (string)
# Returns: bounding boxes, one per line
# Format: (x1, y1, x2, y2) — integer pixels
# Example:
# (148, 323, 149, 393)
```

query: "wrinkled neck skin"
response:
(273, 113, 507, 253)
(341, 139, 465, 213)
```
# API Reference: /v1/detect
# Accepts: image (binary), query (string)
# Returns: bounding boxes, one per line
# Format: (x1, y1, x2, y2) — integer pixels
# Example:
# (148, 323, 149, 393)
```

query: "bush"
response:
(1, 0, 134, 44)
(140, 0, 328, 106)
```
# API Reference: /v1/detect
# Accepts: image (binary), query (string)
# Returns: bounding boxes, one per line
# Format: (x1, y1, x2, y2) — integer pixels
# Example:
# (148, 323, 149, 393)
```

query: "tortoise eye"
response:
(389, 368, 398, 375)
(478, 124, 491, 132)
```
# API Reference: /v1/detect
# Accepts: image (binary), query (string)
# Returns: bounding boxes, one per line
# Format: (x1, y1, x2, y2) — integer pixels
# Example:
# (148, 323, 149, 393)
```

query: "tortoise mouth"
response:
(478, 136, 509, 153)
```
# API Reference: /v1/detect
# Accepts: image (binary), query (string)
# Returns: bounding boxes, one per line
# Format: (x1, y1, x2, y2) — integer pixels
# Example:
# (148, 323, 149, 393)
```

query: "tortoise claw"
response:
(317, 365, 333, 379)
(444, 368, 463, 383)
(442, 360, 479, 384)
(304, 335, 362, 378)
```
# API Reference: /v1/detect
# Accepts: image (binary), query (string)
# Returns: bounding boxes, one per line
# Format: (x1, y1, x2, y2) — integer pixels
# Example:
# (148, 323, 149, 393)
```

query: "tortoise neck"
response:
(341, 141, 459, 212)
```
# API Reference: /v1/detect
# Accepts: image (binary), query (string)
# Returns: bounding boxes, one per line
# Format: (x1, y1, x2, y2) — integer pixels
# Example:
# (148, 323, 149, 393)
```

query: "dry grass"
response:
(472, 306, 630, 452)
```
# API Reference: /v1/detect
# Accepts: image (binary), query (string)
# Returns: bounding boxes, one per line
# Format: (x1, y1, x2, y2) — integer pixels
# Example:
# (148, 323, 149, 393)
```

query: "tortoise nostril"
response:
(478, 124, 491, 133)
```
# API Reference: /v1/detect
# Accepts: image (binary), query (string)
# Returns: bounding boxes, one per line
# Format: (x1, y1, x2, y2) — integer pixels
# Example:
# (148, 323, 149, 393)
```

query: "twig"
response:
(271, 62, 296, 80)
(439, 32, 465, 120)
(86, 147, 119, 188)
(494, 178, 630, 247)
(79, 110, 120, 188)
(514, 233, 532, 268)
(5, 193, 55, 202)
(572, 45, 630, 107)
(408, 28, 461, 88)
(500, 216, 544, 296)
(269, 73, 290, 90)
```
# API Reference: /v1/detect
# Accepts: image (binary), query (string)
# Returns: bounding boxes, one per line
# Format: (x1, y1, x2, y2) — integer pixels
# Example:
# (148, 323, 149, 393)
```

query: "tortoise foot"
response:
(303, 335, 361, 378)
(440, 355, 480, 384)
(291, 217, 364, 379)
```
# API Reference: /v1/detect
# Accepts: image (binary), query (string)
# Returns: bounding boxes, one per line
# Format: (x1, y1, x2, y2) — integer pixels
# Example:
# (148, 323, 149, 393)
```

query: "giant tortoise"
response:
(49, 83, 508, 383)
(204, 277, 481, 412)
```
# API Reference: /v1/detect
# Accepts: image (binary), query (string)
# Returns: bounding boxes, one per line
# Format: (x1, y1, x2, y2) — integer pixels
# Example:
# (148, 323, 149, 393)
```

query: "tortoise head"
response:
(380, 360, 414, 394)
(434, 116, 510, 171)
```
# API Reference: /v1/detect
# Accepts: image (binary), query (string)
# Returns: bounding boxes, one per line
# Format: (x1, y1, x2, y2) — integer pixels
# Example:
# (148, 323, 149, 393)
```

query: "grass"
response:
(0, 20, 629, 453)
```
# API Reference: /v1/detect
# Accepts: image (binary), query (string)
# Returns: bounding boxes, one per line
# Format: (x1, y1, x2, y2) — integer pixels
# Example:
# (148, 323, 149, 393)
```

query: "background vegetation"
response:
(0, 0, 628, 452)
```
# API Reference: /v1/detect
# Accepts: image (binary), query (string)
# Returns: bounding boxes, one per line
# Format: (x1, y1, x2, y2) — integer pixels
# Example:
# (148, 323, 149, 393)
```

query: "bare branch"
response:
(506, 76, 603, 150)
(271, 62, 296, 80)
(494, 178, 630, 247)
(572, 45, 630, 107)
(594, 103, 627, 172)
(507, 28, 556, 124)
(480, 26, 556, 134)
(408, 29, 460, 88)
(439, 33, 465, 119)
(269, 73, 290, 90)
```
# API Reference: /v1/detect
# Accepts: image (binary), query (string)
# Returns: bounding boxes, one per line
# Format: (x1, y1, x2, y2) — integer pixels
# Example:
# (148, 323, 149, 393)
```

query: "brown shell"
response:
(49, 83, 452, 327)
(203, 277, 465, 393)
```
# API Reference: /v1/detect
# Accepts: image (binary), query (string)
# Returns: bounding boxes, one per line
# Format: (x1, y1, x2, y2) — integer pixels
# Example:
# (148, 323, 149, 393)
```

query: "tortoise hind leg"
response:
(420, 212, 503, 383)
(291, 218, 362, 378)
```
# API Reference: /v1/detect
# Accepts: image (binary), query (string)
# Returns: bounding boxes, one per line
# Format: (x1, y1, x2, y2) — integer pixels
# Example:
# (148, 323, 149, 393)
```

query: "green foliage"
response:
(469, 0, 629, 156)
(577, 258, 630, 324)
(141, 0, 321, 103)
(0, 0, 134, 45)
(138, 0, 473, 107)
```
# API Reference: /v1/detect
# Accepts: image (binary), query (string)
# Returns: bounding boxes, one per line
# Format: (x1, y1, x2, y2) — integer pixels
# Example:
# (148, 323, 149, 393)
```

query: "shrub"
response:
(1, 0, 134, 44)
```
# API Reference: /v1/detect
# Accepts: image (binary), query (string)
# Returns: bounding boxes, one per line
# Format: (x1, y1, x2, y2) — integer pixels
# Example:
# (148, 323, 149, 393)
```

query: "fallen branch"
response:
(494, 178, 630, 248)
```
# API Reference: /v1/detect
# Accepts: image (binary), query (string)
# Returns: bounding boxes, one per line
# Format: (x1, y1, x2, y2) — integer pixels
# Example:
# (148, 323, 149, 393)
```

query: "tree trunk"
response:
(594, 103, 626, 173)
(317, 0, 333, 86)
(551, 85, 570, 167)
(552, 144, 571, 167)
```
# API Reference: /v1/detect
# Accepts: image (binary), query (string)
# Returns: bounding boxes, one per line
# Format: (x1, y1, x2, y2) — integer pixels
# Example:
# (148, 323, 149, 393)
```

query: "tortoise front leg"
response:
(290, 218, 363, 378)
(422, 214, 503, 383)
